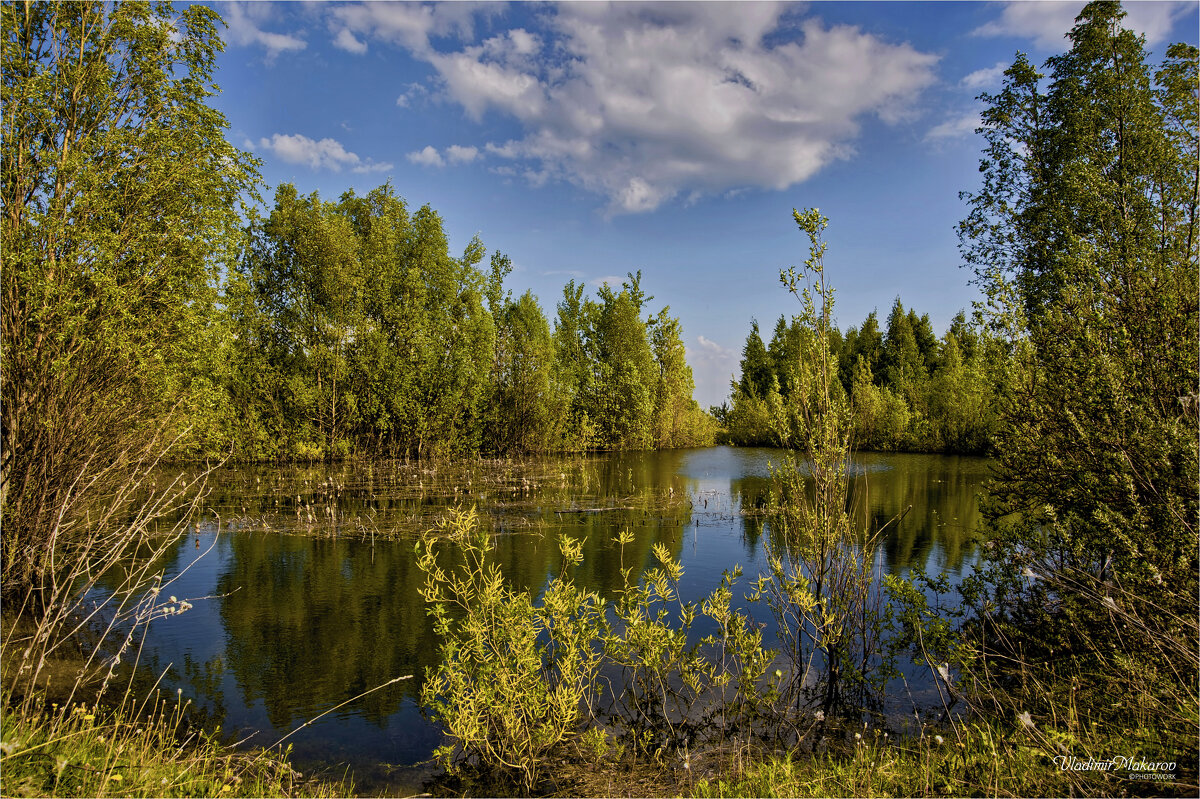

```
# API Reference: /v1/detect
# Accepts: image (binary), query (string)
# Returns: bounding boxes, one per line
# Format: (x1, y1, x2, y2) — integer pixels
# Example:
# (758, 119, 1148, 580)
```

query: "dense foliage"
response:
(957, 0, 1199, 750)
(0, 0, 258, 602)
(222, 183, 715, 461)
(718, 302, 1006, 453)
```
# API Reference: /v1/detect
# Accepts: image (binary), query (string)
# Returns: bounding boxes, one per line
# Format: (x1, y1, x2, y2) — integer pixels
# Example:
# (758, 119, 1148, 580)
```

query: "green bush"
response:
(417, 507, 606, 791)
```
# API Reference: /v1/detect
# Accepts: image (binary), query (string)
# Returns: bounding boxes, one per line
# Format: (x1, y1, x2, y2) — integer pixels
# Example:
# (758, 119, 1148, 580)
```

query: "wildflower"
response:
(936, 663, 952, 684)
(221, 784, 232, 792)
(84, 714, 95, 722)
(169, 596, 177, 604)
(110, 774, 123, 782)
(774, 669, 783, 679)
(855, 732, 862, 741)
(1017, 711, 1035, 730)
(814, 710, 825, 722)
(934, 735, 944, 745)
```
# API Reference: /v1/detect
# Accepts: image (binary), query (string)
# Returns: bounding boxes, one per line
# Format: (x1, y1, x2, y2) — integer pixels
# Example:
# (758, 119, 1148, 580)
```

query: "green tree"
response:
(926, 332, 994, 453)
(488, 290, 557, 454)
(1, 1, 258, 599)
(880, 298, 926, 410)
(401, 207, 493, 458)
(649, 307, 712, 448)
(767, 315, 800, 396)
(959, 0, 1198, 741)
(737, 320, 773, 399)
(341, 184, 414, 457)
(240, 185, 363, 458)
(591, 274, 656, 450)
(839, 311, 883, 395)
(552, 280, 598, 450)
(907, 308, 939, 375)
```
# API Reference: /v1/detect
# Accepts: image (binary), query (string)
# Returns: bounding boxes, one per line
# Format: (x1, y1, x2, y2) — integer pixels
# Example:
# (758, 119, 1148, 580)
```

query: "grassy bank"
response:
(693, 719, 1195, 799)
(1, 692, 346, 798)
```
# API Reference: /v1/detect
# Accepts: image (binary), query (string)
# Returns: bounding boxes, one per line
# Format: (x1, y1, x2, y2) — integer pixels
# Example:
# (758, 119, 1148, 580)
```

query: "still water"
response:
(133, 447, 990, 791)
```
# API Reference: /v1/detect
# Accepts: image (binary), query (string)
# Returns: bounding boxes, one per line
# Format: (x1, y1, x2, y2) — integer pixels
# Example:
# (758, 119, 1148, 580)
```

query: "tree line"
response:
(219, 183, 715, 461)
(716, 300, 1005, 454)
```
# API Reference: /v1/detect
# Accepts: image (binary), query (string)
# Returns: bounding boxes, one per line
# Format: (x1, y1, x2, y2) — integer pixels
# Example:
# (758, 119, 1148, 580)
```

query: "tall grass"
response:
(1, 685, 345, 798)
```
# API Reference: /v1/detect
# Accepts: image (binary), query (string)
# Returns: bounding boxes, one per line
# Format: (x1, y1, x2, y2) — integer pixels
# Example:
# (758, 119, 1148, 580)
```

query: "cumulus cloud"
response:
(333, 28, 368, 55)
(331, 2, 939, 214)
(973, 1, 1192, 50)
(329, 1, 482, 54)
(446, 145, 480, 164)
(222, 2, 306, 61)
(406, 145, 445, 167)
(258, 133, 392, 173)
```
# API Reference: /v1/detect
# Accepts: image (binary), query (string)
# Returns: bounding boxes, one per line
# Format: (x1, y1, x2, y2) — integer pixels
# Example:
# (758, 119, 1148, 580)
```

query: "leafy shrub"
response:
(417, 507, 605, 791)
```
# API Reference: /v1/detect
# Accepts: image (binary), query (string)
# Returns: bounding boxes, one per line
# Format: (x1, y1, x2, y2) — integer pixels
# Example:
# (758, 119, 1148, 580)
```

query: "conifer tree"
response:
(738, 320, 773, 399)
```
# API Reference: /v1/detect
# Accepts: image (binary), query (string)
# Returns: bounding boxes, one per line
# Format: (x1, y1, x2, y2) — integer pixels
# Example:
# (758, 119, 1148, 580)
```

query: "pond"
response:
(132, 446, 990, 793)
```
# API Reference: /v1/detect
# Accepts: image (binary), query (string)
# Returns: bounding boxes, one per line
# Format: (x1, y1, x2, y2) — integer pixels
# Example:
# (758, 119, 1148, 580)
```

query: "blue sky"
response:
(210, 1, 1198, 409)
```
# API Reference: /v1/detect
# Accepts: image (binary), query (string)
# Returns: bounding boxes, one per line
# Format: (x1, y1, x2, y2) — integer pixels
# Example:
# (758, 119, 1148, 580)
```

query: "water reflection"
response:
(137, 447, 988, 791)
(725, 451, 987, 574)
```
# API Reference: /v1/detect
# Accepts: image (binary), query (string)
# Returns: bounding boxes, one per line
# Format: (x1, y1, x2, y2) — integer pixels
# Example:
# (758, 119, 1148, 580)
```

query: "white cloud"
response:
(925, 111, 982, 141)
(541, 269, 585, 280)
(329, 2, 483, 54)
(396, 82, 429, 109)
(961, 61, 1009, 91)
(695, 336, 736, 359)
(352, 161, 395, 175)
(258, 133, 392, 173)
(407, 145, 445, 167)
(333, 28, 368, 55)
(446, 145, 480, 164)
(590, 275, 626, 288)
(973, 1, 1192, 50)
(1123, 1, 1195, 47)
(222, 2, 306, 61)
(332, 2, 939, 214)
